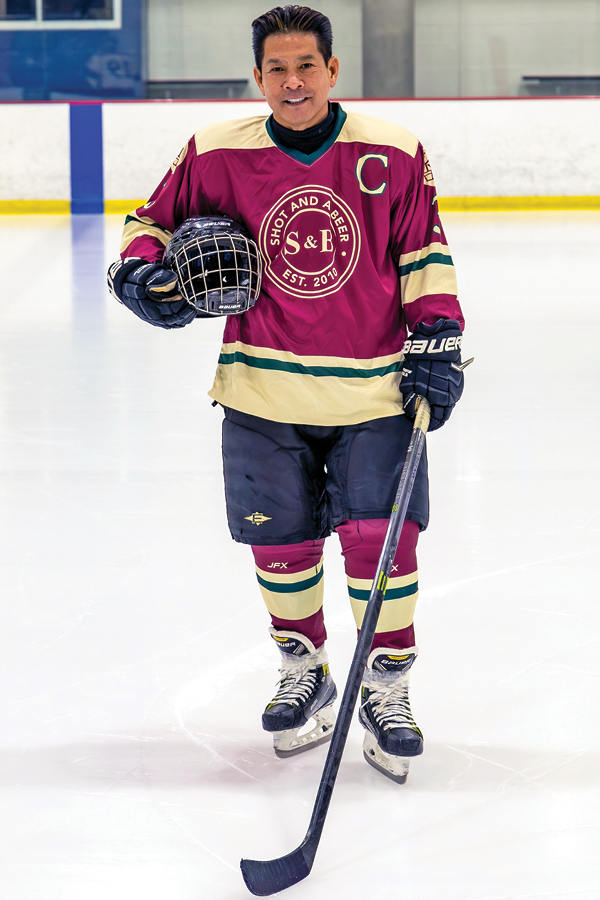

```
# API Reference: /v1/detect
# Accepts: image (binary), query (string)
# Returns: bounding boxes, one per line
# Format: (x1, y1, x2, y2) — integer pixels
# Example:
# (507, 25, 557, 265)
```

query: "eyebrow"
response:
(265, 54, 318, 65)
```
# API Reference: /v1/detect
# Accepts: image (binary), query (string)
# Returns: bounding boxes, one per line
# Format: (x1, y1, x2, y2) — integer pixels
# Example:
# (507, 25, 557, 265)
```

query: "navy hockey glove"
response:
(400, 319, 464, 431)
(107, 258, 196, 329)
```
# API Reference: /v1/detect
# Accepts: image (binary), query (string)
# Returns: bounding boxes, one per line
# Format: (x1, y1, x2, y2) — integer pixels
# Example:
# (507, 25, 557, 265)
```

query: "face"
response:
(254, 32, 339, 131)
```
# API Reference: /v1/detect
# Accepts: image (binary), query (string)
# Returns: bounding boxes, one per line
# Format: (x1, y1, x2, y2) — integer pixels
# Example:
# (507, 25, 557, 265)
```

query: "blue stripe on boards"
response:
(69, 104, 104, 215)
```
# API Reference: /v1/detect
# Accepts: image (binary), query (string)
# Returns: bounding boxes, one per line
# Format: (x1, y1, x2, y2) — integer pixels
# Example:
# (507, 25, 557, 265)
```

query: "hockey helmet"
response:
(163, 216, 262, 316)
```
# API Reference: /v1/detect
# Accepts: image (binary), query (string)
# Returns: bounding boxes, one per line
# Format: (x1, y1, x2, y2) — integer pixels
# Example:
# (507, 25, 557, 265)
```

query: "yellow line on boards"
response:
(0, 200, 71, 214)
(2, 197, 600, 216)
(438, 196, 600, 211)
(104, 200, 147, 214)
(107, 197, 600, 215)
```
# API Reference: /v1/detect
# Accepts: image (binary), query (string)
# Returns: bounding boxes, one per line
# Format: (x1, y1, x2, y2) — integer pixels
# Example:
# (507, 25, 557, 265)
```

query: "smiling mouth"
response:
(284, 96, 310, 105)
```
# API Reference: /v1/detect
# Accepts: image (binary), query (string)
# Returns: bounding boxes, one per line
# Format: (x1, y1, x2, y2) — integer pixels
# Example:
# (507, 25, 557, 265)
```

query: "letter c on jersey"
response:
(355, 154, 389, 195)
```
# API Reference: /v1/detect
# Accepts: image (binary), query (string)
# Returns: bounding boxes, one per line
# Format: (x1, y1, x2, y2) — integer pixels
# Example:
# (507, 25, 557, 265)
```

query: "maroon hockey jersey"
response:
(120, 105, 463, 426)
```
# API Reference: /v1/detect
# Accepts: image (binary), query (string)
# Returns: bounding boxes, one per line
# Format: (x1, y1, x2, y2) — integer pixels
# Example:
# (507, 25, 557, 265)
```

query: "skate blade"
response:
(272, 705, 336, 758)
(362, 732, 410, 784)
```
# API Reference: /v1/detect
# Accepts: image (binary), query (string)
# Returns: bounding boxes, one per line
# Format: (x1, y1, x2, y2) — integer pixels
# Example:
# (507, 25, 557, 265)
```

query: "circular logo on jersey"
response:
(258, 185, 361, 298)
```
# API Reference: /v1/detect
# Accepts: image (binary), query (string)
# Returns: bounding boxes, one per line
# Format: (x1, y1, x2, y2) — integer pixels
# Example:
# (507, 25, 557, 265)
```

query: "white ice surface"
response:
(0, 212, 599, 899)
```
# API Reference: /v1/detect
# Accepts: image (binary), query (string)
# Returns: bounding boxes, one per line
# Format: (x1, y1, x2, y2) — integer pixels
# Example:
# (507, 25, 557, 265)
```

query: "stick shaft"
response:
(240, 401, 431, 894)
(303, 399, 430, 863)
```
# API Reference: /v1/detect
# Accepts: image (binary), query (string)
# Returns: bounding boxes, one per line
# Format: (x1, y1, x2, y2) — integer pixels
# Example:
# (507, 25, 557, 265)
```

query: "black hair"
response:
(252, 5, 333, 71)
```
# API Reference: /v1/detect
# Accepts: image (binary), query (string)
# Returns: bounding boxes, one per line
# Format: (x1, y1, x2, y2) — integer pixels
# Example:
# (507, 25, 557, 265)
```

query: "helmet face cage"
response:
(165, 219, 262, 316)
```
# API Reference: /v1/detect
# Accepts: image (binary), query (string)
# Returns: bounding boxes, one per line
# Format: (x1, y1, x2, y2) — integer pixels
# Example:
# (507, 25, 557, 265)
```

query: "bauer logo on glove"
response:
(401, 334, 462, 356)
(400, 319, 466, 431)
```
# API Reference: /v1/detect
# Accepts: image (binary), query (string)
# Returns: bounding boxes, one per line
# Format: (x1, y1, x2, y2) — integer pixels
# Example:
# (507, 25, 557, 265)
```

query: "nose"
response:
(284, 73, 304, 90)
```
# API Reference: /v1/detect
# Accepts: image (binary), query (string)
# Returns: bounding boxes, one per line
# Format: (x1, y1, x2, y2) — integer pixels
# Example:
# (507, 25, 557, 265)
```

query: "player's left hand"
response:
(400, 319, 465, 431)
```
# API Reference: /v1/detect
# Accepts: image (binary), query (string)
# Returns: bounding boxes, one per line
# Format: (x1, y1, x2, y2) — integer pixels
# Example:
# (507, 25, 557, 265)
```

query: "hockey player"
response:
(107, 5, 465, 784)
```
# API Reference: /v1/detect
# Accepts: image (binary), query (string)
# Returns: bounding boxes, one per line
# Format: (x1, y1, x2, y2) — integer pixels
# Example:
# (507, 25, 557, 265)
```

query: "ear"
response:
(328, 56, 339, 89)
(253, 66, 266, 97)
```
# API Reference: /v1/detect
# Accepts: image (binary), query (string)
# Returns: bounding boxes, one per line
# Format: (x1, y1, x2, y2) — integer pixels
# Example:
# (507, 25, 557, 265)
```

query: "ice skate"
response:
(262, 628, 338, 758)
(359, 647, 423, 784)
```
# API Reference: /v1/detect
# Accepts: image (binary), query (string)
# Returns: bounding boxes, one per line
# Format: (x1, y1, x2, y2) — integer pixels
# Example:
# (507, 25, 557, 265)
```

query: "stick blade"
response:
(240, 845, 311, 896)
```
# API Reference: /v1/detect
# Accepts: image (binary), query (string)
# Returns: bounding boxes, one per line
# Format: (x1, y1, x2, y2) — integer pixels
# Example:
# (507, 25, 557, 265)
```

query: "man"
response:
(107, 5, 465, 784)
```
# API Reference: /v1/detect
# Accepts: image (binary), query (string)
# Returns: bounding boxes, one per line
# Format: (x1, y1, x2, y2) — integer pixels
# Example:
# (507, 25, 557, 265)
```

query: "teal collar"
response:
(266, 107, 347, 165)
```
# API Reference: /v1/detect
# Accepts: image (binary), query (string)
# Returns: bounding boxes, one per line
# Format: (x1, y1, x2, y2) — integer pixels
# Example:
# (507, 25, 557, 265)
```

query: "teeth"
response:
(286, 98, 307, 103)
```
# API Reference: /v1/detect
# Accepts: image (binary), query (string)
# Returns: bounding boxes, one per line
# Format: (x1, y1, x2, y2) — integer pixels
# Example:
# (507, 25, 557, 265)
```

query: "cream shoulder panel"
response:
(194, 117, 275, 155)
(339, 111, 419, 158)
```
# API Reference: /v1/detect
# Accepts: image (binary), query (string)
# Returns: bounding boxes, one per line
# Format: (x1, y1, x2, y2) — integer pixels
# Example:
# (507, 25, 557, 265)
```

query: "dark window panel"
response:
(0, 0, 36, 20)
(42, 0, 113, 20)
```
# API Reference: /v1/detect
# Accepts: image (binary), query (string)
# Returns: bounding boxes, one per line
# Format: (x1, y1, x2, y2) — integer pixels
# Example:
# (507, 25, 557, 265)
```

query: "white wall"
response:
(0, 104, 70, 200)
(1, 97, 600, 204)
(103, 100, 270, 201)
(415, 0, 600, 97)
(146, 0, 363, 99)
(103, 97, 600, 201)
(343, 98, 600, 197)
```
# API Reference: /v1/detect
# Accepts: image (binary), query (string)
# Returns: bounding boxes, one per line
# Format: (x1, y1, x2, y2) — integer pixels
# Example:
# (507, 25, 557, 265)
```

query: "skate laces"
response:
(363, 675, 417, 730)
(271, 656, 319, 708)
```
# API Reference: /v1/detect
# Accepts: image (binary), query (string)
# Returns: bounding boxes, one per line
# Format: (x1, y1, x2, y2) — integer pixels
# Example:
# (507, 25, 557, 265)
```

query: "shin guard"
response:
(252, 540, 327, 648)
(336, 518, 419, 652)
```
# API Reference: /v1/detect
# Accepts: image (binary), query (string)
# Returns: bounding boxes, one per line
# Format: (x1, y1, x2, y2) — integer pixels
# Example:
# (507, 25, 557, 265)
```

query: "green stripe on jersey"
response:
(399, 253, 454, 277)
(124, 214, 172, 234)
(218, 351, 403, 379)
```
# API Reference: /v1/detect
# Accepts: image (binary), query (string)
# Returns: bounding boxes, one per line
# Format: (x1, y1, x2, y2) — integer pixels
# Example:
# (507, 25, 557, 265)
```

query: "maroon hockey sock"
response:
(252, 539, 327, 648)
(269, 609, 327, 649)
(336, 518, 419, 652)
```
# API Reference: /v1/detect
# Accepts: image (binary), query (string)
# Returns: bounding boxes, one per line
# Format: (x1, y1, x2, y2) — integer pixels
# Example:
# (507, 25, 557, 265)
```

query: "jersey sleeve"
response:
(119, 137, 204, 263)
(390, 144, 464, 332)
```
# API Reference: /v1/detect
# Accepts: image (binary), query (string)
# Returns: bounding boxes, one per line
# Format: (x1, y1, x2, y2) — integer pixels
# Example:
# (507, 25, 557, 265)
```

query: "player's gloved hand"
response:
(400, 319, 464, 431)
(107, 258, 196, 329)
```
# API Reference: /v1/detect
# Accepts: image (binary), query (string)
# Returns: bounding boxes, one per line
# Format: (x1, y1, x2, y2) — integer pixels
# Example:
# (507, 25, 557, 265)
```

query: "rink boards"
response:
(1, 96, 600, 214)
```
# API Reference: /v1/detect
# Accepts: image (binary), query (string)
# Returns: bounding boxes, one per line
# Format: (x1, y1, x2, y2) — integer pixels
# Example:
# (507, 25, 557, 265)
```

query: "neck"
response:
(269, 102, 338, 156)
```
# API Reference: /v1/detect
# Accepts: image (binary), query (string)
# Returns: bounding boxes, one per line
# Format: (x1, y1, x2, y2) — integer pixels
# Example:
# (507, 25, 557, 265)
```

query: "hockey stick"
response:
(240, 397, 431, 896)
